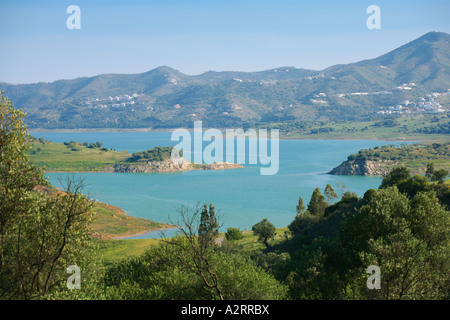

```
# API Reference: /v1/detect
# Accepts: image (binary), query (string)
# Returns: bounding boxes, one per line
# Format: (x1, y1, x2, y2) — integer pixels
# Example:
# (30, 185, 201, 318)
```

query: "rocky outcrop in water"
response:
(328, 159, 400, 176)
(113, 158, 243, 173)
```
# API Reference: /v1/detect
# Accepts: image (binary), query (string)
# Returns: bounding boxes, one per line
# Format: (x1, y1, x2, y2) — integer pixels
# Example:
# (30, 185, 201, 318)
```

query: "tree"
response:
(380, 167, 410, 189)
(170, 204, 223, 300)
(307, 187, 328, 217)
(103, 237, 288, 300)
(432, 169, 449, 184)
(324, 184, 338, 205)
(198, 203, 219, 250)
(342, 187, 449, 299)
(252, 218, 276, 248)
(335, 181, 348, 199)
(363, 189, 377, 202)
(397, 175, 431, 198)
(225, 227, 243, 241)
(288, 212, 320, 235)
(0, 92, 94, 299)
(167, 205, 288, 300)
(425, 163, 435, 181)
(296, 196, 305, 214)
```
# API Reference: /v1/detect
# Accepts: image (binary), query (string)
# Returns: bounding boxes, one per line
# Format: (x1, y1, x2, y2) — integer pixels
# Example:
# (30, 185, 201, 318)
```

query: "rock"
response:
(113, 158, 243, 173)
(328, 159, 400, 176)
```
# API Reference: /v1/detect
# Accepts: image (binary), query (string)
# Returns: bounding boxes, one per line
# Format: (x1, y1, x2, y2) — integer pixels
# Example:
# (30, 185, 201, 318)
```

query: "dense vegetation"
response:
(258, 113, 450, 140)
(1, 93, 449, 300)
(127, 146, 175, 163)
(344, 142, 450, 174)
(0, 93, 95, 299)
(280, 171, 449, 299)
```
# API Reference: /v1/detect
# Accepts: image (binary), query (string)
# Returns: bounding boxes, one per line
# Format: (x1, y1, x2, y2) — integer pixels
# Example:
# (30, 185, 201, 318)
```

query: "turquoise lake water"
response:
(32, 131, 401, 238)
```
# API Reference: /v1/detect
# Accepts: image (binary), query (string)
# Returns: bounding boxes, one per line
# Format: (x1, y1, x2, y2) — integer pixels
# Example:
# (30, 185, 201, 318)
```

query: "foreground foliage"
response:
(0, 93, 95, 299)
(1, 92, 448, 300)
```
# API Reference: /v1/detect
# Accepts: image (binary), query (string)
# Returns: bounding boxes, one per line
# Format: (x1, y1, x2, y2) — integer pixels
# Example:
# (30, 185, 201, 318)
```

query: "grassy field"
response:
(90, 201, 173, 240)
(95, 238, 164, 262)
(34, 184, 170, 241)
(27, 140, 130, 171)
(97, 227, 290, 262)
(221, 228, 290, 253)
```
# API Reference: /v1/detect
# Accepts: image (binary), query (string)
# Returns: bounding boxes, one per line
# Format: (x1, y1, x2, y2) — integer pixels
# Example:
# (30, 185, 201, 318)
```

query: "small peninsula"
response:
(329, 142, 449, 176)
(27, 139, 243, 172)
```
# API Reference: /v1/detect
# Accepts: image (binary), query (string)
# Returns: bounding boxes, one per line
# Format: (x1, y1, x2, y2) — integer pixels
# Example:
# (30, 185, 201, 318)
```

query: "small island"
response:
(26, 139, 241, 240)
(27, 139, 243, 173)
(113, 146, 243, 173)
(329, 142, 449, 176)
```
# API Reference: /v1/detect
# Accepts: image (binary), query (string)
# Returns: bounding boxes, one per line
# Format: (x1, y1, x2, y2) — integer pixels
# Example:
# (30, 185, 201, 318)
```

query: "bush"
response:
(225, 227, 243, 241)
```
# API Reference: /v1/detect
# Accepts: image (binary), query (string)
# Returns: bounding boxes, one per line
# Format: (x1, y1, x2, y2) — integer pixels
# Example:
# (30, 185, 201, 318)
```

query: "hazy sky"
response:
(0, 0, 449, 84)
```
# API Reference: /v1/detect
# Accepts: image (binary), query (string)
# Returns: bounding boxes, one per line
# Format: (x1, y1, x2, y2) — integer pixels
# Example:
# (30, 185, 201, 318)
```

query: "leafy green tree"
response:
(307, 187, 328, 217)
(397, 175, 431, 198)
(0, 92, 94, 299)
(225, 227, 243, 241)
(432, 169, 449, 184)
(363, 189, 377, 202)
(324, 184, 338, 205)
(380, 167, 410, 189)
(252, 218, 276, 248)
(161, 206, 287, 300)
(288, 212, 320, 235)
(286, 237, 355, 300)
(103, 237, 288, 300)
(342, 187, 449, 299)
(341, 191, 358, 200)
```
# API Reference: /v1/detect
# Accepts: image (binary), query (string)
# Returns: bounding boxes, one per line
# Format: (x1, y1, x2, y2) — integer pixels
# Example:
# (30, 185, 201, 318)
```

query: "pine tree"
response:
(198, 203, 219, 250)
(307, 187, 328, 217)
(296, 196, 305, 214)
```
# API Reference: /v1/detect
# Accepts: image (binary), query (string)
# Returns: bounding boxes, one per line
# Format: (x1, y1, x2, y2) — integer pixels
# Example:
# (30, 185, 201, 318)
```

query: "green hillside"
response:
(330, 141, 450, 176)
(1, 32, 449, 129)
(27, 138, 130, 171)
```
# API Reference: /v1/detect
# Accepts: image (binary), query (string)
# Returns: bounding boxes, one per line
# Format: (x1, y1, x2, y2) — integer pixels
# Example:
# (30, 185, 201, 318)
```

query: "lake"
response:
(32, 131, 399, 238)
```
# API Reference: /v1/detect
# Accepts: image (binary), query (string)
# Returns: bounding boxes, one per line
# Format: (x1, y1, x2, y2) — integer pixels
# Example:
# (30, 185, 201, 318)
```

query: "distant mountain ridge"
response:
(1, 31, 449, 129)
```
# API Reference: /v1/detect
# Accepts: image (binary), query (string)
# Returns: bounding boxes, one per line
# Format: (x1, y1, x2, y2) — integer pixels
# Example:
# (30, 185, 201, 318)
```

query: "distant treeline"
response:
(127, 146, 176, 162)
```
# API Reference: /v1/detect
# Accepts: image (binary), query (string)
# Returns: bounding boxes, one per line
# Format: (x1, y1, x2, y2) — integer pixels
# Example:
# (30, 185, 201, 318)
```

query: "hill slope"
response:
(329, 142, 450, 176)
(1, 32, 450, 129)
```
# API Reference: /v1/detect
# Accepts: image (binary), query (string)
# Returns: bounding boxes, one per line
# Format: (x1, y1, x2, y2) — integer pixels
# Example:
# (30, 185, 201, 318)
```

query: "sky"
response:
(0, 0, 449, 84)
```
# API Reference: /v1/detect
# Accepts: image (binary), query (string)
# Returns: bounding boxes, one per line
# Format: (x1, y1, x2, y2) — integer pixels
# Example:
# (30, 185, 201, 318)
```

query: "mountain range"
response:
(1, 31, 449, 129)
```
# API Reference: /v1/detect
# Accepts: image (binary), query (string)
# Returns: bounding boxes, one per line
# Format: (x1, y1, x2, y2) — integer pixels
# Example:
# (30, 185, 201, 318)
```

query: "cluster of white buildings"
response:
(378, 92, 447, 115)
(84, 93, 141, 109)
(394, 83, 416, 91)
(306, 74, 336, 80)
